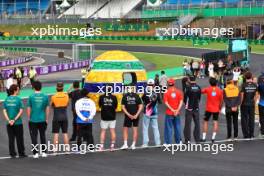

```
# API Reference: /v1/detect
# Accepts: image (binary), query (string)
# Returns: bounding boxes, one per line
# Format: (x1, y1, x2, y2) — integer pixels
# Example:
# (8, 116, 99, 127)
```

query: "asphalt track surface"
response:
(0, 42, 263, 176)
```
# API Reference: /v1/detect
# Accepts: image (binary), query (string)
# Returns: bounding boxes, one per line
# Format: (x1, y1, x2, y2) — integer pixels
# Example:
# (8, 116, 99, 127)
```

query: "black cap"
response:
(189, 76, 196, 82)
(57, 82, 64, 88)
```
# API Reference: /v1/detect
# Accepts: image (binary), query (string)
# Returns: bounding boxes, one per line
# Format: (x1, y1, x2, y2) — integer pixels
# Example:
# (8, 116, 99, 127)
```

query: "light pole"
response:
(26, 0, 28, 15)
(39, 0, 41, 23)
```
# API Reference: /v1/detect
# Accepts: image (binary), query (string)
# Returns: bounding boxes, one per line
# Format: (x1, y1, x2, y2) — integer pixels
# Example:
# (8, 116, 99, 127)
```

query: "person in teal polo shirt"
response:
(3, 84, 26, 158)
(27, 81, 49, 159)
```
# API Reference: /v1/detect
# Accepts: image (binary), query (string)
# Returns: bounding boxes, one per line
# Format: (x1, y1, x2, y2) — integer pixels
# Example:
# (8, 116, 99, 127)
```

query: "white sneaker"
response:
(97, 145, 104, 152)
(141, 144, 148, 148)
(41, 152, 47, 158)
(130, 144, 136, 150)
(33, 153, 39, 159)
(155, 144, 162, 148)
(120, 144, 128, 150)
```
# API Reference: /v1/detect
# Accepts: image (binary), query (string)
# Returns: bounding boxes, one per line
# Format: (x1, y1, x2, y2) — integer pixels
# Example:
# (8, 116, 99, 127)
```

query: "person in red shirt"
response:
(163, 78, 183, 144)
(201, 77, 223, 142)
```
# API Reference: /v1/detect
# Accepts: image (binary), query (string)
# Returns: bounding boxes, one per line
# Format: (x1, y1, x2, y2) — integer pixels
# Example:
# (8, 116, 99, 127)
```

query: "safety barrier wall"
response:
(1, 60, 89, 79)
(0, 35, 263, 45)
(0, 56, 32, 67)
(142, 7, 264, 18)
(0, 46, 37, 53)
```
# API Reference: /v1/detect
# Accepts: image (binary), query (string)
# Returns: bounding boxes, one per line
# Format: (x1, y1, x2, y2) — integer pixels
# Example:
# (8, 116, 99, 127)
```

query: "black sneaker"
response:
(211, 139, 215, 143)
(200, 139, 206, 143)
(18, 154, 27, 158)
(10, 155, 16, 159)
(70, 138, 76, 142)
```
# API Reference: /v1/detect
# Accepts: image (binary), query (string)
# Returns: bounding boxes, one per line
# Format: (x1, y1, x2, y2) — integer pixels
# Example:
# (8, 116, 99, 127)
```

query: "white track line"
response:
(0, 137, 263, 160)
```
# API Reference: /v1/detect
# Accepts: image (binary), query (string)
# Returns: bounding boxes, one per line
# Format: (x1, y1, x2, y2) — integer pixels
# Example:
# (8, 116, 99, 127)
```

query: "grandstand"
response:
(61, 0, 108, 19)
(1, 0, 264, 20)
(62, 0, 144, 19)
(0, 0, 50, 17)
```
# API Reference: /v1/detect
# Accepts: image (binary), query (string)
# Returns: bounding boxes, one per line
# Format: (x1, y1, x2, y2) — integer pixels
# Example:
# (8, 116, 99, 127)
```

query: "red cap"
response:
(167, 78, 175, 85)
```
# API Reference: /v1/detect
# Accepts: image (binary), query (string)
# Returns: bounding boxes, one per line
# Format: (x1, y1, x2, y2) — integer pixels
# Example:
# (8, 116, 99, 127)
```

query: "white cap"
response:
(147, 79, 155, 85)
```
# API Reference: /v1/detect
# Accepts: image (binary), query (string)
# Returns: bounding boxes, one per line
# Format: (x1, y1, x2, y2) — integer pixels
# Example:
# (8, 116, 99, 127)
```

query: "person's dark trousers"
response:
(71, 111, 78, 140)
(29, 122, 47, 154)
(17, 78, 21, 89)
(241, 105, 255, 138)
(77, 123, 94, 149)
(184, 110, 200, 143)
(225, 110, 238, 139)
(30, 78, 35, 88)
(6, 124, 25, 157)
(6, 89, 10, 96)
(259, 105, 264, 135)
(81, 78, 85, 88)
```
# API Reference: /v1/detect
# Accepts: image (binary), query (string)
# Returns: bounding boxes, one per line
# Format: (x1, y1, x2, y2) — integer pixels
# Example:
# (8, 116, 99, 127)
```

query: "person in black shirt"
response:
(240, 72, 257, 139)
(67, 81, 82, 141)
(257, 72, 264, 137)
(183, 76, 201, 143)
(120, 85, 143, 150)
(154, 74, 161, 102)
(181, 75, 190, 94)
(98, 85, 118, 151)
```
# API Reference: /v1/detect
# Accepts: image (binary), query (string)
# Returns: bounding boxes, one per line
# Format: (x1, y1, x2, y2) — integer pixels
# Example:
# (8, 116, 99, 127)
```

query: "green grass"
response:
(79, 39, 264, 54)
(132, 52, 194, 70)
(95, 50, 195, 71)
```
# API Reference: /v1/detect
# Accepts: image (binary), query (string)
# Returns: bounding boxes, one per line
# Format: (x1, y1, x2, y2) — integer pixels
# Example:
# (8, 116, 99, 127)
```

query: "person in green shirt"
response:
(3, 84, 26, 158)
(27, 81, 49, 159)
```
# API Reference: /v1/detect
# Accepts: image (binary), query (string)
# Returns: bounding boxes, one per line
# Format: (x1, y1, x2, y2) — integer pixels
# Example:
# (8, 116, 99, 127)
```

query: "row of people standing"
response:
(1, 67, 37, 95)
(183, 71, 264, 143)
(3, 71, 264, 159)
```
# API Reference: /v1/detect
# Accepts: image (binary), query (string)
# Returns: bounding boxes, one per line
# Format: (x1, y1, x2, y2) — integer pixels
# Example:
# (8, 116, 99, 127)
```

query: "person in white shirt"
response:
(208, 62, 215, 78)
(233, 67, 241, 83)
(192, 61, 199, 77)
(183, 59, 188, 76)
(6, 74, 14, 96)
(159, 70, 168, 88)
(159, 70, 168, 98)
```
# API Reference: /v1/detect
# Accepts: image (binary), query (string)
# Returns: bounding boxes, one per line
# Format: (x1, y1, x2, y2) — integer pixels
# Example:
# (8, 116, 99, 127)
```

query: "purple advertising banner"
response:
(1, 60, 90, 79)
(0, 56, 32, 67)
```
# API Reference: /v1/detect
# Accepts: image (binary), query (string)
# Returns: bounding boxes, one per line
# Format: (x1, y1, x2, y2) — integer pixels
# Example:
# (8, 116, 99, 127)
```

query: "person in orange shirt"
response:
(201, 78, 223, 143)
(163, 78, 183, 144)
(51, 82, 70, 153)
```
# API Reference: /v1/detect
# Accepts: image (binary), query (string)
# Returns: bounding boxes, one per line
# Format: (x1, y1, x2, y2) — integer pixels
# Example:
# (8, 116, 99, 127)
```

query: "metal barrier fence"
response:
(142, 6, 264, 18)
(144, 1, 264, 10)
(0, 35, 264, 45)
(1, 59, 90, 79)
(0, 46, 37, 53)
(0, 56, 32, 67)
